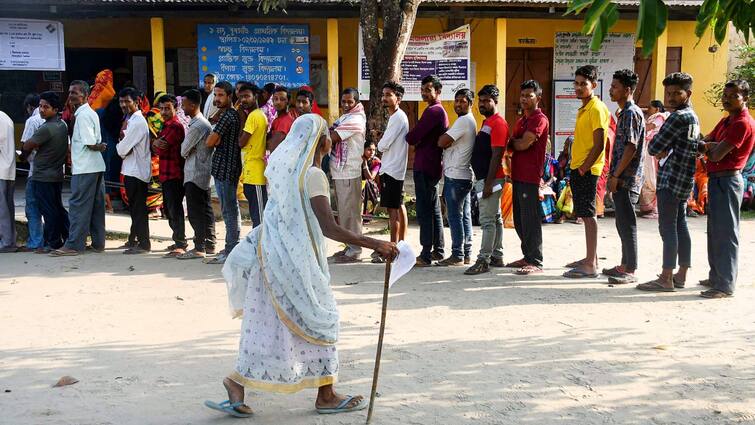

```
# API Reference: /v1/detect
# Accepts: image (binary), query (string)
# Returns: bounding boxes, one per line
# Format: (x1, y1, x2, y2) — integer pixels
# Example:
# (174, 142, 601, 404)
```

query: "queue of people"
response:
(0, 68, 753, 300)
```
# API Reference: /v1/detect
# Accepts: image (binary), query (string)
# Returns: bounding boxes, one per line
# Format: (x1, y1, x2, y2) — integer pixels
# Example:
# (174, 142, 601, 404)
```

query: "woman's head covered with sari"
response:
(223, 114, 339, 345)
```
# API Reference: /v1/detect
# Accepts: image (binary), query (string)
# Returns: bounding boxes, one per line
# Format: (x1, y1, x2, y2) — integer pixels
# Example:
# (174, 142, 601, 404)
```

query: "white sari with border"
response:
(222, 114, 339, 393)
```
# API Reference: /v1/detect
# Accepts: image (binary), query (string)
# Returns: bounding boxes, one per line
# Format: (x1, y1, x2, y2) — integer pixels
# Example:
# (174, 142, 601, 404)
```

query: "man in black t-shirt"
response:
(205, 81, 241, 265)
(20, 91, 70, 251)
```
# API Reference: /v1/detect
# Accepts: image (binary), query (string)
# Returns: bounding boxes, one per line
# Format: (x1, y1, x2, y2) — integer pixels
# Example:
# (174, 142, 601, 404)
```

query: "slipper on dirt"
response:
(176, 251, 205, 260)
(505, 259, 528, 268)
(564, 259, 586, 269)
(636, 280, 675, 292)
(204, 400, 253, 418)
(699, 289, 732, 299)
(562, 268, 598, 279)
(316, 395, 367, 414)
(515, 265, 543, 275)
(49, 249, 79, 257)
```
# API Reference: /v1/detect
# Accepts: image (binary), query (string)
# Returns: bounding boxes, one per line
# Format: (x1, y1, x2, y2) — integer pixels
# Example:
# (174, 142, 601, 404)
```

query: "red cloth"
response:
(706, 109, 755, 173)
(511, 109, 550, 185)
(271, 111, 295, 136)
(154, 116, 185, 182)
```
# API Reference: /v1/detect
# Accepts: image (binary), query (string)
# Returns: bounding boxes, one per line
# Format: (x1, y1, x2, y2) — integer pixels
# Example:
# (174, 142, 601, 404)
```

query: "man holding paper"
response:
(466, 85, 509, 275)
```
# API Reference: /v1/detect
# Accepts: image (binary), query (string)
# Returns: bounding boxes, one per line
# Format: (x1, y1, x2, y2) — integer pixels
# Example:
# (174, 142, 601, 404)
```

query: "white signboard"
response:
(358, 25, 471, 101)
(0, 19, 65, 71)
(553, 80, 603, 155)
(552, 32, 634, 151)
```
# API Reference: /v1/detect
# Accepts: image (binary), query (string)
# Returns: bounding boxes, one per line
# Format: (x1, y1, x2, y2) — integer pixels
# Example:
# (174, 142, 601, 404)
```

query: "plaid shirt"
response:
(154, 116, 185, 183)
(611, 100, 646, 194)
(210, 108, 242, 182)
(648, 103, 700, 200)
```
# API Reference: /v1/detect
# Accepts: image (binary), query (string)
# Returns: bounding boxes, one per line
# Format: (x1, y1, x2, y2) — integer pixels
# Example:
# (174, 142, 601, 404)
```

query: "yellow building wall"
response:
(57, 16, 727, 131)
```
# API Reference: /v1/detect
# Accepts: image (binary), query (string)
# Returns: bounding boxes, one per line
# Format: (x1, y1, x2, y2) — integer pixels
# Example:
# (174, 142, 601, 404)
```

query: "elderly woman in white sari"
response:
(205, 114, 398, 418)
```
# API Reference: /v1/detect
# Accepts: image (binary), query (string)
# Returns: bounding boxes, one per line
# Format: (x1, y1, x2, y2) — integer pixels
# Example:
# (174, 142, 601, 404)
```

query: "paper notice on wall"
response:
(358, 25, 471, 101)
(0, 19, 65, 71)
(552, 32, 634, 152)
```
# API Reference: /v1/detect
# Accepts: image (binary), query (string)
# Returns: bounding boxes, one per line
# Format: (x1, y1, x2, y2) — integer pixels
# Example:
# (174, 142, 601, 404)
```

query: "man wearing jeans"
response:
(20, 95, 45, 252)
(52, 81, 108, 256)
(437, 89, 476, 266)
(177, 89, 215, 260)
(605, 70, 646, 284)
(407, 75, 448, 266)
(698, 79, 755, 298)
(637, 72, 699, 292)
(238, 84, 268, 228)
(205, 81, 241, 265)
(116, 87, 152, 254)
(21, 92, 70, 252)
(507, 80, 550, 275)
(465, 85, 509, 275)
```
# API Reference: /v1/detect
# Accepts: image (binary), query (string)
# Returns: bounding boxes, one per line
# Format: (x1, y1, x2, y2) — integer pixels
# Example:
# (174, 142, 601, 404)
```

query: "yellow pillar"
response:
(495, 18, 507, 92)
(650, 30, 668, 102)
(150, 17, 167, 95)
(326, 19, 340, 125)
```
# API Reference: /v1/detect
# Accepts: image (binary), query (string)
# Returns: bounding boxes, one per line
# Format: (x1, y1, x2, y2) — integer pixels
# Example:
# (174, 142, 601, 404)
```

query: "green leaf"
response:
(637, 0, 664, 57)
(714, 8, 729, 44)
(565, 0, 596, 15)
(590, 3, 619, 51)
(581, 0, 614, 34)
(695, 0, 718, 38)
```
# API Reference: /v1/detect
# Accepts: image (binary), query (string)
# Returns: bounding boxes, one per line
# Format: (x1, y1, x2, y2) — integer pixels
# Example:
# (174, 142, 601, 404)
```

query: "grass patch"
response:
(742, 209, 755, 220)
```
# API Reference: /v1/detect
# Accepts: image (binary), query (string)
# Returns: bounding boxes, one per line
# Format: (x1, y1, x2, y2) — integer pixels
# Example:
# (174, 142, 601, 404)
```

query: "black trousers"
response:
(613, 188, 639, 271)
(185, 182, 216, 252)
(124, 176, 150, 250)
(512, 181, 543, 267)
(162, 178, 187, 248)
(243, 183, 268, 229)
(33, 180, 69, 250)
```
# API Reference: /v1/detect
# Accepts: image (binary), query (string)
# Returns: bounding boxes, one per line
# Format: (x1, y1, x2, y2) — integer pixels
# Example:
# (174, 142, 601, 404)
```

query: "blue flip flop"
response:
(316, 395, 368, 414)
(204, 399, 253, 418)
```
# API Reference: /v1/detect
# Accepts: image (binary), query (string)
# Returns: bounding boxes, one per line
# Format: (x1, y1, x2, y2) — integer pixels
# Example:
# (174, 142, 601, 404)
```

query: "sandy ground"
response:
(1, 215, 754, 425)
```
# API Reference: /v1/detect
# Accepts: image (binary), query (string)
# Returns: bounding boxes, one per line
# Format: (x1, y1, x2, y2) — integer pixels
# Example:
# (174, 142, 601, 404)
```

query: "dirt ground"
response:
(1, 216, 754, 425)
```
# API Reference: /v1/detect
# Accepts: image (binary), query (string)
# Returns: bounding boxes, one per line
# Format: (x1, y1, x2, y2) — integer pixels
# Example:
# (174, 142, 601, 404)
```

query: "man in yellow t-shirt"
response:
(564, 65, 610, 279)
(238, 84, 269, 228)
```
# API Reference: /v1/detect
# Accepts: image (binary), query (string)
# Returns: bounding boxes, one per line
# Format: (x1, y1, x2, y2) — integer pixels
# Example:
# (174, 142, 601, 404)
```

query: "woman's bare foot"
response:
(315, 384, 364, 410)
(223, 377, 253, 415)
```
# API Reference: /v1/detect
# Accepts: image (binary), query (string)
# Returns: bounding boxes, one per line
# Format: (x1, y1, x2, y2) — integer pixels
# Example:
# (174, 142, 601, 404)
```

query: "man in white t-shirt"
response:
(52, 81, 108, 256)
(329, 88, 367, 263)
(376, 81, 409, 256)
(437, 89, 477, 266)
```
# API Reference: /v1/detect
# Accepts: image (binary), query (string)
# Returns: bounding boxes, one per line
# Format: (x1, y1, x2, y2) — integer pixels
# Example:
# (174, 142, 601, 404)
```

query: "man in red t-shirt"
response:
(465, 84, 509, 275)
(697, 79, 755, 298)
(506, 80, 549, 275)
(267, 86, 295, 152)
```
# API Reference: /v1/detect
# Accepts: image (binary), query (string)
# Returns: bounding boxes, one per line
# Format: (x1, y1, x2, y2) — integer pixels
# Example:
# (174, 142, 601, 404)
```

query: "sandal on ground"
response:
(316, 395, 368, 414)
(515, 264, 543, 275)
(328, 249, 348, 260)
(176, 250, 205, 260)
(699, 289, 732, 299)
(505, 258, 528, 268)
(636, 279, 675, 292)
(204, 400, 253, 418)
(673, 276, 686, 289)
(562, 268, 598, 279)
(699, 279, 713, 288)
(163, 249, 185, 258)
(602, 265, 625, 278)
(334, 255, 360, 264)
(564, 259, 586, 268)
(49, 248, 79, 257)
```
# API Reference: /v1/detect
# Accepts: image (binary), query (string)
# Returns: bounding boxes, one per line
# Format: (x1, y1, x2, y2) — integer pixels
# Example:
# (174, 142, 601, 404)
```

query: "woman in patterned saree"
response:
(206, 114, 398, 418)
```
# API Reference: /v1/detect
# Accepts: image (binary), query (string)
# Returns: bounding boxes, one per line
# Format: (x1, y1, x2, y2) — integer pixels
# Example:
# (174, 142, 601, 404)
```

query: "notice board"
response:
(358, 25, 471, 101)
(197, 24, 310, 87)
(0, 19, 65, 71)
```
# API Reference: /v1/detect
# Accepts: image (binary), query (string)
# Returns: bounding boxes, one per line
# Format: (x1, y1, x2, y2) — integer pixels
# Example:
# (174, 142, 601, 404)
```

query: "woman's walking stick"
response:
(366, 260, 392, 424)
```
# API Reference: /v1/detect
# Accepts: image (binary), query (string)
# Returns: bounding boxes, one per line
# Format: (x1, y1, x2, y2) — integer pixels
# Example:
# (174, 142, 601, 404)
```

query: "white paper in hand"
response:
(389, 240, 416, 288)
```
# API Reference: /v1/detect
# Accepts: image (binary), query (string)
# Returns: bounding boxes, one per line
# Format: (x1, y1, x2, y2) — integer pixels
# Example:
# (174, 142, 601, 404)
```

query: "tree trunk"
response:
(360, 0, 422, 140)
